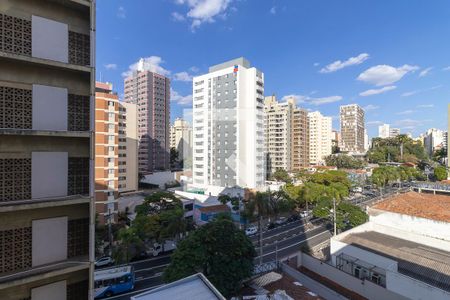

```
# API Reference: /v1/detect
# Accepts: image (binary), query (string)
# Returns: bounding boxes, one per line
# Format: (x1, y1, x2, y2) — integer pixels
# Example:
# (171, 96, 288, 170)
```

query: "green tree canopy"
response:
(325, 154, 367, 169)
(163, 216, 256, 297)
(312, 199, 368, 230)
(434, 166, 447, 181)
(270, 168, 292, 183)
(368, 136, 427, 163)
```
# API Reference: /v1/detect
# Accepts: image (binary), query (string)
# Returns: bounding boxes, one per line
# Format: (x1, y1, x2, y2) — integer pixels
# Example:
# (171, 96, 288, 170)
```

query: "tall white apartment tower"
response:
(340, 104, 365, 153)
(378, 123, 390, 138)
(192, 58, 265, 188)
(308, 111, 332, 165)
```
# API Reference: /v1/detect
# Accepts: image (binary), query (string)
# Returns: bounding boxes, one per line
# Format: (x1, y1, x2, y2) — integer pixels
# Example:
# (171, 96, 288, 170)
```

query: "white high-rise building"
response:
(192, 58, 265, 188)
(389, 127, 400, 138)
(424, 128, 446, 156)
(308, 111, 332, 165)
(378, 124, 390, 138)
(340, 104, 365, 153)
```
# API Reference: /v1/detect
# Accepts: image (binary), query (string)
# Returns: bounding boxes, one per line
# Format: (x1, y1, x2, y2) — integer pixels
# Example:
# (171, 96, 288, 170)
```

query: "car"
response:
(267, 222, 276, 230)
(299, 211, 310, 218)
(274, 217, 288, 225)
(245, 226, 258, 236)
(287, 214, 300, 222)
(352, 187, 363, 193)
(95, 256, 114, 268)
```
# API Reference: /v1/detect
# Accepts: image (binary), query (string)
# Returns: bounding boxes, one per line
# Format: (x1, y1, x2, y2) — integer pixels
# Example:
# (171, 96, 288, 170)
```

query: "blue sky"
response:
(97, 0, 450, 137)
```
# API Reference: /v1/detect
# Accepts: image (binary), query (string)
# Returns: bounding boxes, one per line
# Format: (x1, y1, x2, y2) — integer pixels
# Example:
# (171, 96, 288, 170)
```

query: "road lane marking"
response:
(135, 263, 170, 273)
(255, 229, 330, 259)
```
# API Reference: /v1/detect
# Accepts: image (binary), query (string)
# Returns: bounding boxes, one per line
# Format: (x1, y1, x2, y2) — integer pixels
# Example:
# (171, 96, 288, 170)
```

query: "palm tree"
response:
(397, 134, 409, 161)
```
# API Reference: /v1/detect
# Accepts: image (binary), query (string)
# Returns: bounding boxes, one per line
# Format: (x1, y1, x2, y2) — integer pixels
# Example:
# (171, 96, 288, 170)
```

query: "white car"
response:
(299, 211, 310, 218)
(95, 256, 114, 268)
(245, 226, 258, 236)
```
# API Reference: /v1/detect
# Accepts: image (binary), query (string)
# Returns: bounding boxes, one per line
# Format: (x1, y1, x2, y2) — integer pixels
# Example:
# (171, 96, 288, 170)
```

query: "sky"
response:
(96, 0, 450, 138)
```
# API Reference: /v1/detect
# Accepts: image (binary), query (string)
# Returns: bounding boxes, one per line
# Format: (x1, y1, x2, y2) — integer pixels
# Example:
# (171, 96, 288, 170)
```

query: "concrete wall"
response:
(369, 208, 450, 241)
(299, 253, 408, 300)
(32, 16, 68, 63)
(31, 280, 67, 300)
(386, 269, 450, 300)
(32, 217, 68, 267)
(32, 85, 68, 131)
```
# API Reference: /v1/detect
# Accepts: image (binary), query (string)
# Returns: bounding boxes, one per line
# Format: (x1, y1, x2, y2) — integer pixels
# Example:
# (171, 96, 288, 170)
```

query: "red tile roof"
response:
(373, 191, 450, 223)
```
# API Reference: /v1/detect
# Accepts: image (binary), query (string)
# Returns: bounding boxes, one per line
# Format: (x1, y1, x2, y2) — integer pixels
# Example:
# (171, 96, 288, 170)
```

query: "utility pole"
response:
(259, 214, 263, 265)
(275, 239, 278, 265)
(333, 198, 337, 236)
(107, 208, 113, 256)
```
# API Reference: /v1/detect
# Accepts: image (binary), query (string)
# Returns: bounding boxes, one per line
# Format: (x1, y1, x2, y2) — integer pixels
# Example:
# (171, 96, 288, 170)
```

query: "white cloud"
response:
(357, 64, 419, 86)
(190, 66, 200, 72)
(394, 119, 428, 128)
(174, 0, 233, 30)
(122, 56, 171, 78)
(313, 62, 320, 67)
(319, 53, 369, 73)
(359, 85, 396, 97)
(117, 6, 126, 19)
(396, 110, 415, 115)
(401, 85, 442, 97)
(270, 6, 276, 14)
(171, 89, 192, 105)
(419, 67, 433, 77)
(367, 120, 383, 126)
(104, 63, 117, 70)
(171, 11, 186, 21)
(281, 94, 342, 106)
(363, 104, 379, 111)
(174, 71, 193, 82)
(443, 66, 450, 71)
(417, 104, 434, 108)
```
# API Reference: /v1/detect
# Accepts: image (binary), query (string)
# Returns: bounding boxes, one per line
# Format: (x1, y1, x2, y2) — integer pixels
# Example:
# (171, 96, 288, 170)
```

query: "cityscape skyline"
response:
(97, 0, 450, 137)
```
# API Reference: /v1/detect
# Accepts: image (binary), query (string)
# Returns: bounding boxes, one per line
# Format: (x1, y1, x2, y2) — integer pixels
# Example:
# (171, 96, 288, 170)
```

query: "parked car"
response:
(299, 211, 310, 218)
(267, 222, 276, 230)
(245, 226, 258, 236)
(352, 187, 363, 193)
(274, 217, 288, 225)
(287, 214, 300, 222)
(95, 256, 114, 268)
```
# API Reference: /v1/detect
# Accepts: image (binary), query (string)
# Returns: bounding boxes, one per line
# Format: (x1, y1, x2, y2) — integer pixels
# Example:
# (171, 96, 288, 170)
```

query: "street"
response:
(101, 186, 403, 299)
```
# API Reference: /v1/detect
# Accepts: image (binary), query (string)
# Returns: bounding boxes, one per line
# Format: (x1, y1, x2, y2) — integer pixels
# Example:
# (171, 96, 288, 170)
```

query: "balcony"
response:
(0, 13, 92, 72)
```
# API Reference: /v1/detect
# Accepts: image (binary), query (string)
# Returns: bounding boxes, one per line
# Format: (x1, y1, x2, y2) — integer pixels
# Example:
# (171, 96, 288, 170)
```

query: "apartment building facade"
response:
(264, 96, 309, 174)
(192, 57, 265, 189)
(264, 96, 294, 175)
(170, 118, 193, 168)
(340, 104, 365, 153)
(0, 1, 94, 299)
(124, 59, 170, 174)
(308, 111, 332, 166)
(118, 102, 138, 193)
(378, 123, 390, 138)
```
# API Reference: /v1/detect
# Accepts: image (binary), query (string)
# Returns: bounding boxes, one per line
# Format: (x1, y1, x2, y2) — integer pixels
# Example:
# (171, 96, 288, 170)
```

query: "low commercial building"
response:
(329, 192, 450, 300)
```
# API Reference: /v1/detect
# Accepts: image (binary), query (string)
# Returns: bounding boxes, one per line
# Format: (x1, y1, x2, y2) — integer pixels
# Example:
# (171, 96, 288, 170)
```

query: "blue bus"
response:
(94, 266, 135, 298)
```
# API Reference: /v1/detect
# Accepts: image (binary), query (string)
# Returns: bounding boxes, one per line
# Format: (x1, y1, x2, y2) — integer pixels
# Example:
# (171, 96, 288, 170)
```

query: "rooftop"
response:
(209, 57, 251, 73)
(131, 273, 225, 300)
(341, 231, 450, 291)
(372, 191, 450, 223)
(198, 204, 230, 213)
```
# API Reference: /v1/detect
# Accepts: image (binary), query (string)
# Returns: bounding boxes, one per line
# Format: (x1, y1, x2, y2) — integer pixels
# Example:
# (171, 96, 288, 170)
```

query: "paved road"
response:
(101, 186, 401, 299)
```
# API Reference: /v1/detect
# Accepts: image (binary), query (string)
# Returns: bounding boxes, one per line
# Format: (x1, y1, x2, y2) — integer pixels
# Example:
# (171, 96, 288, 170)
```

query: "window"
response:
(108, 146, 114, 151)
(108, 169, 115, 174)
(109, 112, 115, 119)
(108, 158, 114, 163)
(108, 101, 114, 106)
(108, 135, 115, 142)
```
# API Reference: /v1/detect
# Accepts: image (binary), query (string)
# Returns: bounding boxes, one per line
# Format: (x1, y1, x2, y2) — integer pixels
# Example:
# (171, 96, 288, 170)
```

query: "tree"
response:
(170, 147, 179, 169)
(113, 227, 141, 263)
(163, 216, 256, 297)
(434, 166, 447, 181)
(271, 168, 291, 183)
(325, 154, 366, 169)
(312, 199, 367, 230)
(367, 136, 427, 163)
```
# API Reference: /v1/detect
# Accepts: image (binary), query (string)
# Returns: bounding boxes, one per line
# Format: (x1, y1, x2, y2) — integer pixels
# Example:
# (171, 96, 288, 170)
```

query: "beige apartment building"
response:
(95, 82, 138, 225)
(170, 118, 192, 168)
(308, 111, 332, 165)
(340, 104, 365, 153)
(0, 1, 94, 299)
(264, 96, 309, 175)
